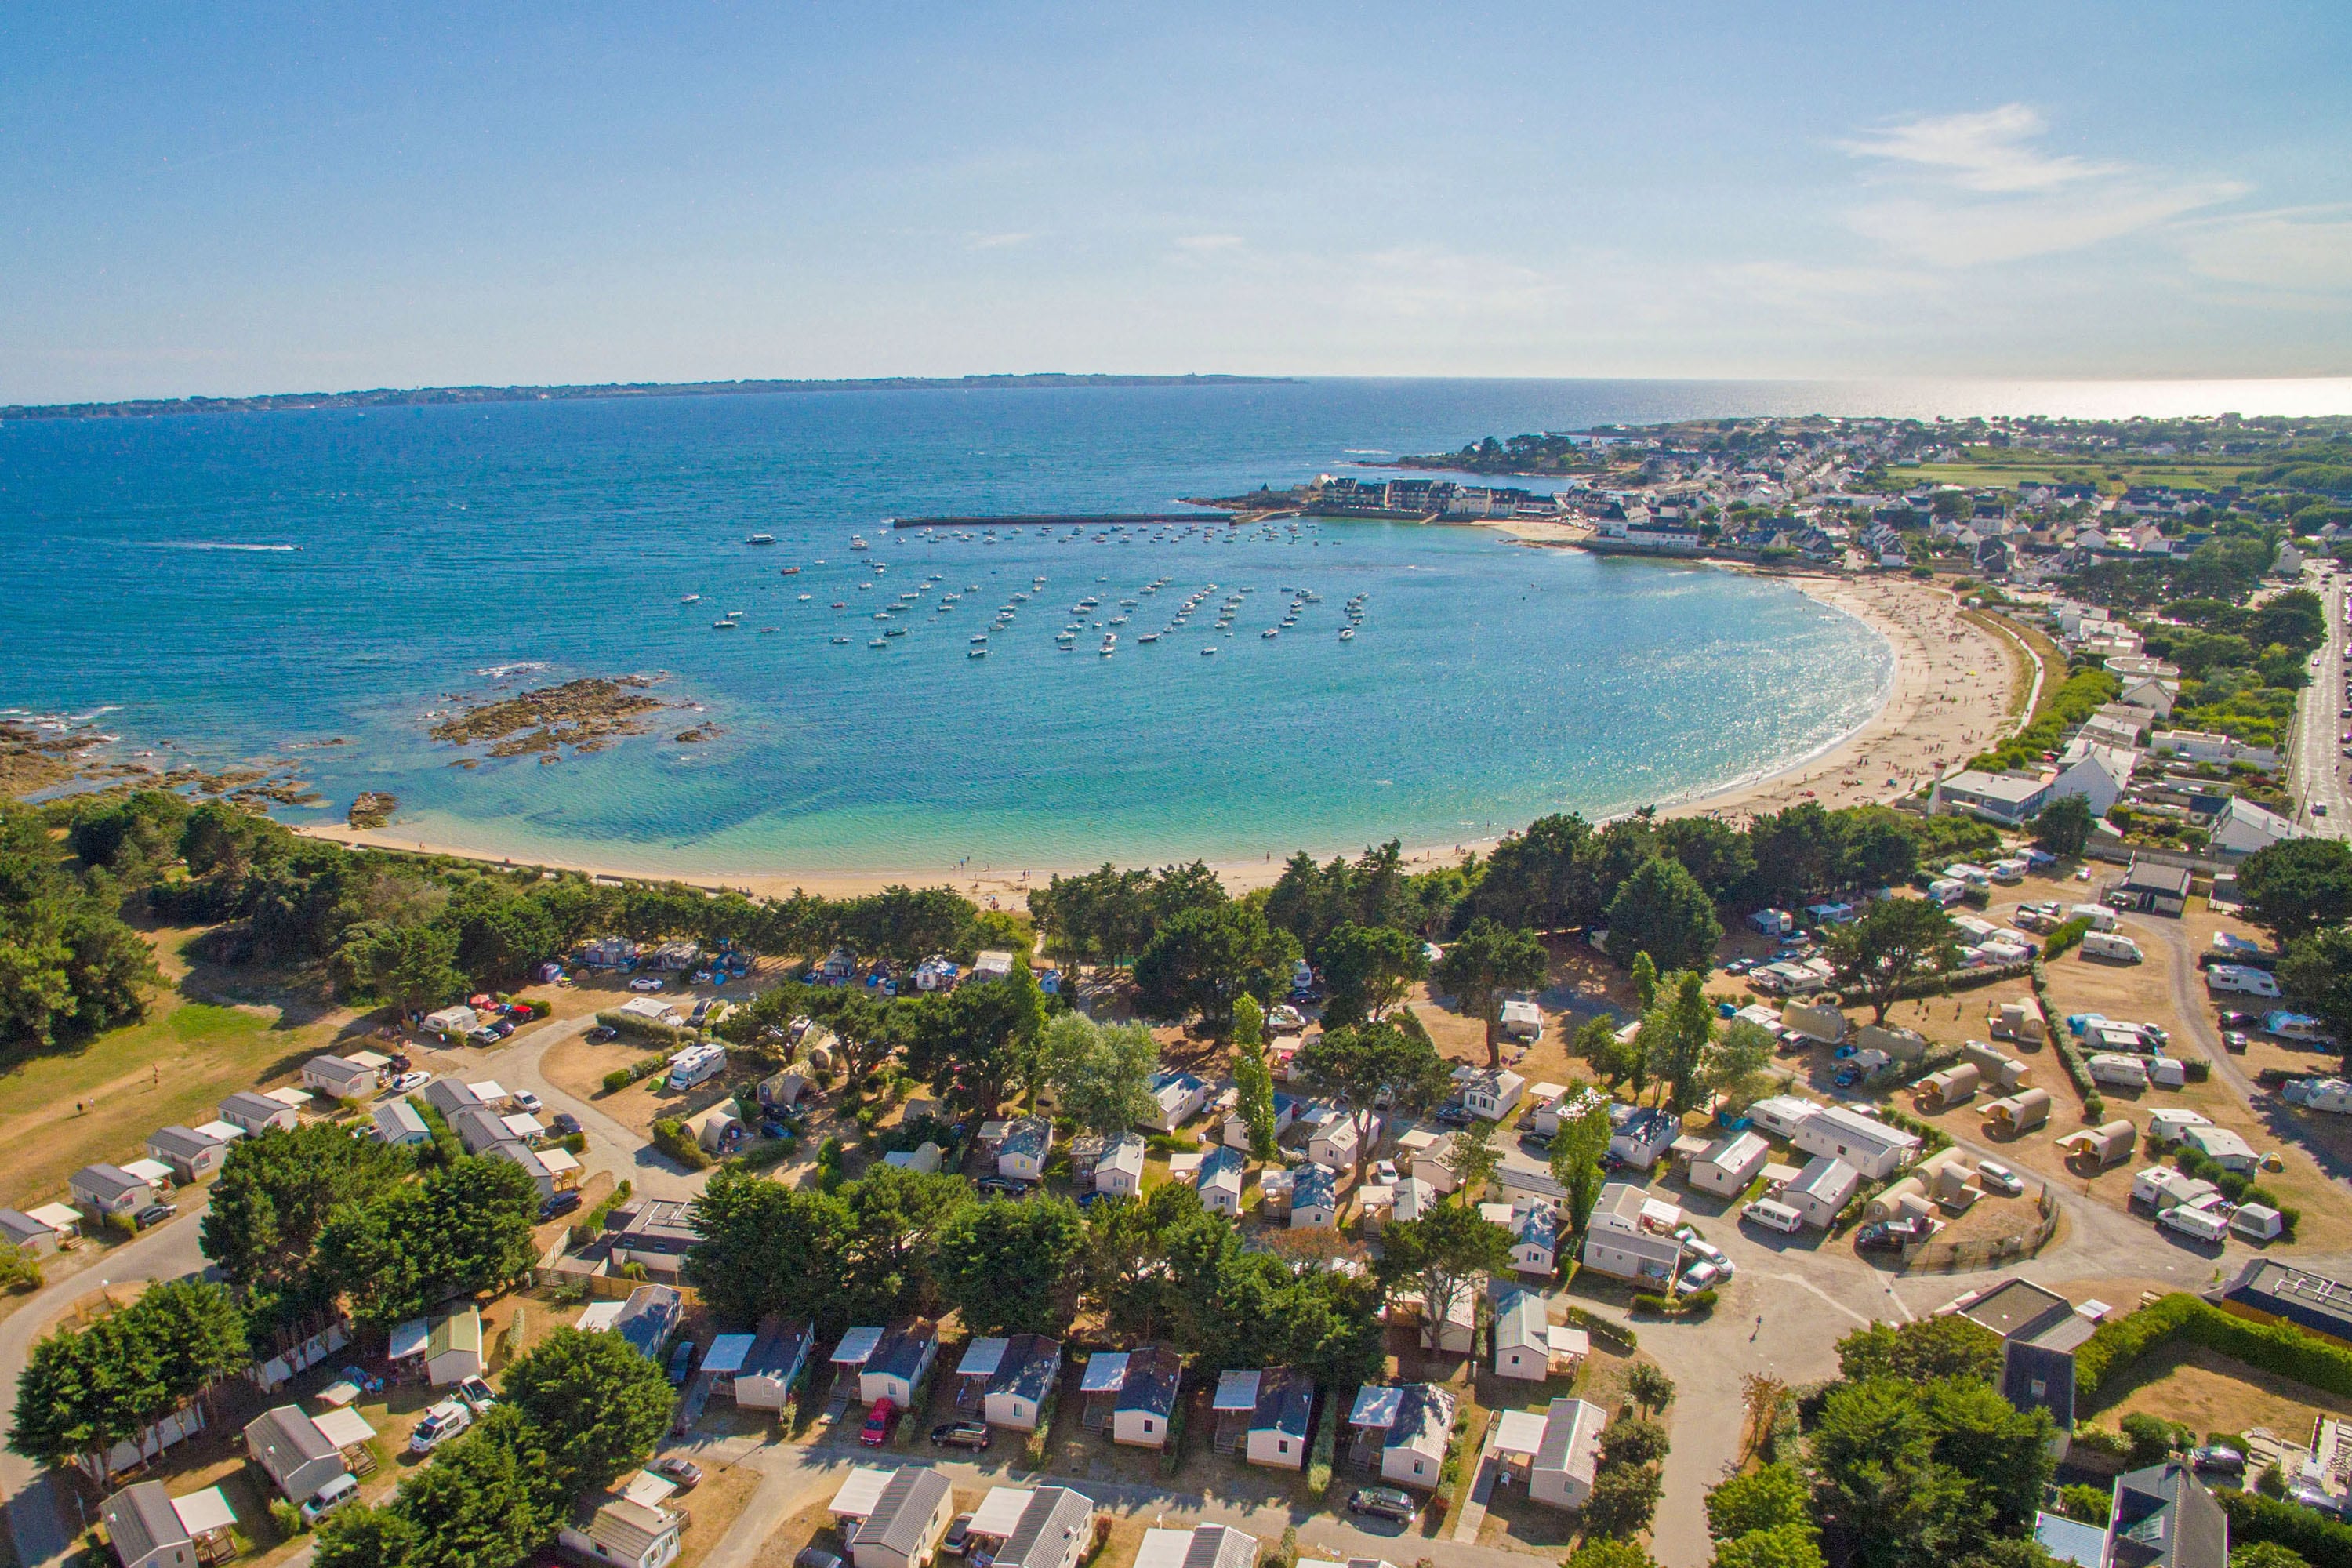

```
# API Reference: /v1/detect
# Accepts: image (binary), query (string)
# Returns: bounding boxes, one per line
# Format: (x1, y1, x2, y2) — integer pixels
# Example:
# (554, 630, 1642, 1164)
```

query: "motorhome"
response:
(666, 1044, 727, 1090)
(2082, 931, 2143, 964)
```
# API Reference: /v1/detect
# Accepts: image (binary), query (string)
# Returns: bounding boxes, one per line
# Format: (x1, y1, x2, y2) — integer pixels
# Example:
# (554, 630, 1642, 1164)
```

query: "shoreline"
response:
(293, 554, 2023, 906)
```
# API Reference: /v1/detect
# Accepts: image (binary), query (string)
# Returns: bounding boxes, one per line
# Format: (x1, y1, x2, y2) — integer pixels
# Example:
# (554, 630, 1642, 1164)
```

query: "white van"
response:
(1742, 1198, 1805, 1235)
(1927, 879, 1965, 907)
(301, 1473, 361, 1527)
(2071, 903, 2118, 932)
(2157, 1203, 2230, 1243)
(2082, 931, 2144, 964)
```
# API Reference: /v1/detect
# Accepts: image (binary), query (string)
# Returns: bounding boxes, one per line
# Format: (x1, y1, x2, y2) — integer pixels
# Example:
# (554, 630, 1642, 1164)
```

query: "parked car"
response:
(134, 1202, 178, 1228)
(408, 1400, 473, 1454)
(1431, 1103, 1474, 1127)
(1517, 1131, 1552, 1153)
(797, 1552, 845, 1568)
(1976, 1160, 2024, 1196)
(1370, 1159, 1399, 1184)
(860, 1397, 898, 1447)
(2223, 1031, 2251, 1054)
(650, 1455, 702, 1489)
(1724, 957, 1755, 975)
(1856, 1218, 1934, 1253)
(456, 1375, 497, 1413)
(667, 1340, 699, 1387)
(386, 1053, 412, 1073)
(392, 1070, 433, 1094)
(975, 1176, 1027, 1197)
(1678, 1261, 1722, 1293)
(2189, 1445, 2245, 1477)
(551, 1112, 583, 1136)
(2217, 1011, 2259, 1030)
(630, 977, 665, 993)
(944, 1515, 975, 1557)
(1679, 1236, 1733, 1276)
(1348, 1487, 1417, 1523)
(932, 1421, 993, 1451)
(513, 1091, 543, 1114)
(539, 1189, 583, 1222)
(300, 1473, 361, 1527)
(585, 1026, 619, 1044)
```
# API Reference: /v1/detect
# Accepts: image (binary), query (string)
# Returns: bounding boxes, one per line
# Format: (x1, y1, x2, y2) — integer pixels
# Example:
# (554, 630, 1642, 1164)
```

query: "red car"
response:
(860, 1398, 898, 1447)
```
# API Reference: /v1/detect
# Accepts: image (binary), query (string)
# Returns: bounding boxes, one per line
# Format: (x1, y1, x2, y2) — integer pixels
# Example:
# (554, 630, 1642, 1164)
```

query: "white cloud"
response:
(1837, 103, 2122, 194)
(2176, 209, 2352, 294)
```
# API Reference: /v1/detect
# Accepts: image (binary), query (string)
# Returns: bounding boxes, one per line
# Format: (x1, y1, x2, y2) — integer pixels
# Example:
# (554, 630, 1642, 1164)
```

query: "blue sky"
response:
(5, 2, 2349, 401)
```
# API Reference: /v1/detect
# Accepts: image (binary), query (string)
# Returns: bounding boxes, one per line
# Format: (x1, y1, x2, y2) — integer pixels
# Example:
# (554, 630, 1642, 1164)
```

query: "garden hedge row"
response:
(2222, 1489, 2352, 1568)
(2076, 1293, 2352, 1406)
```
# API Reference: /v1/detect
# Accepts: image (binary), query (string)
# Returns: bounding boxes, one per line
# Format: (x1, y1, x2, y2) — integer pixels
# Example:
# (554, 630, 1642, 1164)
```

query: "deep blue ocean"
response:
(0, 376, 2314, 881)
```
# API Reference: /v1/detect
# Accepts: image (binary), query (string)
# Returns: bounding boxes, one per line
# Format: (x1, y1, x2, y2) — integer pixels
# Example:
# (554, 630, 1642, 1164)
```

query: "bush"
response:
(1307, 1385, 1340, 1495)
(650, 1119, 713, 1171)
(2045, 916, 2093, 960)
(601, 1069, 633, 1094)
(2058, 1483, 2113, 1525)
(2120, 1410, 2190, 1465)
(2221, 1490, 2352, 1568)
(560, 1132, 587, 1155)
(1583, 1462, 1664, 1537)
(2078, 1294, 2352, 1404)
(269, 1497, 305, 1536)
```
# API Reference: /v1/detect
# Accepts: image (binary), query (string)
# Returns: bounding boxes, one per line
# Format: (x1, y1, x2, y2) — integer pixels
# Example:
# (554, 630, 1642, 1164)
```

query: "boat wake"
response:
(143, 541, 303, 552)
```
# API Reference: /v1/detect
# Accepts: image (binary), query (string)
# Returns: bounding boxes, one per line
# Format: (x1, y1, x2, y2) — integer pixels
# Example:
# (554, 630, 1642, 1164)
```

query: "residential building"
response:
(1142, 1071, 1210, 1132)
(983, 1486, 1096, 1568)
(68, 1163, 154, 1221)
(2209, 797, 2304, 858)
(730, 1319, 812, 1410)
(371, 1101, 431, 1147)
(860, 1323, 939, 1408)
(217, 1091, 299, 1135)
(1112, 1345, 1183, 1448)
(1779, 1156, 1860, 1230)
(1527, 1397, 1609, 1512)
(1607, 1107, 1679, 1171)
(1791, 1105, 1920, 1179)
(997, 1116, 1054, 1182)
(982, 1334, 1062, 1432)
(1579, 1182, 1682, 1283)
(2112, 860, 2192, 916)
(419, 1079, 484, 1120)
(1290, 1165, 1338, 1228)
(1745, 1095, 1818, 1139)
(1933, 771, 2054, 827)
(2104, 1462, 2227, 1568)
(1689, 1131, 1769, 1197)
(1198, 1146, 1247, 1217)
(1510, 1203, 1559, 1276)
(143, 1126, 227, 1184)
(1494, 1287, 1588, 1381)
(1461, 1068, 1526, 1120)
(243, 1406, 346, 1504)
(424, 1308, 483, 1387)
(611, 1285, 684, 1363)
(850, 1465, 956, 1568)
(609, 1198, 700, 1281)
(301, 1054, 380, 1101)
(0, 1207, 64, 1256)
(1134, 1526, 1258, 1568)
(558, 1491, 685, 1568)
(1239, 1367, 1313, 1470)
(99, 1481, 197, 1568)
(1349, 1383, 1456, 1490)
(1308, 1115, 1375, 1173)
(2051, 742, 2136, 817)
(1094, 1134, 1145, 1196)
(2222, 1259, 2352, 1344)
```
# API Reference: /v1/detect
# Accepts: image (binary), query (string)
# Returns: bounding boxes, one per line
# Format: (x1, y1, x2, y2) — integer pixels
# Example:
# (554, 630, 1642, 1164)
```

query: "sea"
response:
(3, 376, 2342, 883)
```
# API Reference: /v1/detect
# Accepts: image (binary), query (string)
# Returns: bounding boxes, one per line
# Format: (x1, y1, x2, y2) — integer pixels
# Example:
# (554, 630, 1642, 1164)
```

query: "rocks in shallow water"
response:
(348, 791, 398, 829)
(428, 675, 675, 764)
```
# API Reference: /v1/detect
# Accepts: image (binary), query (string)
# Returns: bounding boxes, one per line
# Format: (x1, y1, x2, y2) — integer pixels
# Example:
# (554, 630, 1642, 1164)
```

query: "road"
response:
(0, 1208, 212, 1568)
(484, 1012, 713, 1202)
(2290, 566, 2349, 836)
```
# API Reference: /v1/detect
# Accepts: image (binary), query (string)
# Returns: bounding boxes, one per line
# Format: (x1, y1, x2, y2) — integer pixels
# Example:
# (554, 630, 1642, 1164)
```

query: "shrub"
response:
(269, 1497, 305, 1536)
(2059, 1483, 2114, 1525)
(2045, 916, 2093, 960)
(602, 1069, 633, 1094)
(1583, 1462, 1664, 1537)
(650, 1119, 713, 1171)
(2120, 1410, 2190, 1465)
(2221, 1490, 2352, 1568)
(1602, 1417, 1669, 1470)
(1307, 1385, 1341, 1495)
(1566, 1544, 1658, 1568)
(561, 1132, 587, 1155)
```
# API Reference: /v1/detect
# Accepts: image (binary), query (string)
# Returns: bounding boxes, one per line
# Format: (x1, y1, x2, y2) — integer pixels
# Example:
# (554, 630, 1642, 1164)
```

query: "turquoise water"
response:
(5, 379, 1916, 877)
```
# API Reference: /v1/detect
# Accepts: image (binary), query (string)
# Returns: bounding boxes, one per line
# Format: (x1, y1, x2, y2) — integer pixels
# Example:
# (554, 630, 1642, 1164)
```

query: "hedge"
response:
(2222, 1489, 2352, 1568)
(2030, 959, 2102, 1109)
(2077, 1293, 2352, 1406)
(1306, 1387, 1341, 1495)
(650, 1118, 714, 1171)
(2044, 916, 2094, 960)
(596, 1009, 695, 1047)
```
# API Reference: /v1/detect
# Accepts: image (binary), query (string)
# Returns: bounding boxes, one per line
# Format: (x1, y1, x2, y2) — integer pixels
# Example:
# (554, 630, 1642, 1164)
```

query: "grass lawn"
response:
(0, 989, 345, 1208)
(2093, 1341, 2352, 1443)
(1912, 456, 2259, 494)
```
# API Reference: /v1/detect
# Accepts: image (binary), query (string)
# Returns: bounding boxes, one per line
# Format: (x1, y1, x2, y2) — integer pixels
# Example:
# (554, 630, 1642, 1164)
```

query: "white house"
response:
(1509, 1202, 1559, 1275)
(1308, 1115, 1375, 1172)
(1461, 1068, 1526, 1121)
(1094, 1134, 1146, 1197)
(998, 1116, 1054, 1182)
(243, 1406, 347, 1504)
(97, 1481, 202, 1568)
(371, 1101, 432, 1147)
(2210, 797, 2305, 858)
(217, 1091, 299, 1135)
(1526, 1398, 1609, 1512)
(420, 1308, 482, 1386)
(69, 1163, 154, 1221)
(1493, 1287, 1587, 1381)
(732, 1321, 814, 1411)
(1142, 1072, 1211, 1132)
(1688, 1131, 1769, 1197)
(1608, 1107, 1679, 1171)
(849, 1466, 956, 1568)
(973, 1486, 1094, 1568)
(1198, 1147, 1247, 1216)
(2049, 741, 2136, 817)
(979, 1334, 1063, 1432)
(1291, 1166, 1339, 1228)
(1352, 1383, 1456, 1490)
(1112, 1346, 1183, 1448)
(2180, 1124, 2258, 1173)
(859, 1324, 939, 1409)
(143, 1125, 227, 1184)
(1745, 1095, 1817, 1139)
(1791, 1105, 1920, 1180)
(1779, 1155, 1860, 1229)
(1134, 1526, 1258, 1568)
(1501, 1000, 1544, 1042)
(1578, 1182, 1682, 1284)
(1245, 1367, 1315, 1470)
(1403, 1130, 1459, 1192)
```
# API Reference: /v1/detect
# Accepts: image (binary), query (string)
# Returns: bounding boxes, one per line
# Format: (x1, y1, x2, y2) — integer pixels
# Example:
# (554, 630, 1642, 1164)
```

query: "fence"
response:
(1898, 1181, 2061, 1273)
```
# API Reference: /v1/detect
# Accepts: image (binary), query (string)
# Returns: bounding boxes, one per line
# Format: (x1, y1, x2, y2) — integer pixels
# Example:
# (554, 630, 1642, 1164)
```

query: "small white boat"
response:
(850, 536, 870, 550)
(870, 638, 887, 648)
(1138, 633, 1160, 644)
(797, 593, 811, 601)
(1262, 628, 1279, 638)
(681, 593, 701, 604)
(713, 619, 738, 630)
(971, 634, 989, 644)
(1201, 647, 1217, 656)
(746, 533, 775, 545)
(1339, 628, 1355, 641)
(831, 635, 851, 644)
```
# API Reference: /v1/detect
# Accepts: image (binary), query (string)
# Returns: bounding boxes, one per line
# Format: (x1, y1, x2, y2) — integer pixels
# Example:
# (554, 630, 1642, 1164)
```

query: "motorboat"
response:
(1339, 628, 1356, 641)
(780, 565, 800, 575)
(681, 594, 701, 604)
(746, 533, 775, 545)
(969, 648, 988, 658)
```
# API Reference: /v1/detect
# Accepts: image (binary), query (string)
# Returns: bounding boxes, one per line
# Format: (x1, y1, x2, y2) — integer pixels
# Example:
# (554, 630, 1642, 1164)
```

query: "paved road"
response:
(0, 1208, 212, 1568)
(482, 1013, 713, 1202)
(2290, 566, 2349, 836)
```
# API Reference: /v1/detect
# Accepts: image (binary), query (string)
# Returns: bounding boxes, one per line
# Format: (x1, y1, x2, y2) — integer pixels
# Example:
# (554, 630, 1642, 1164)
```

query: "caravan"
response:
(2082, 931, 2143, 964)
(666, 1044, 727, 1091)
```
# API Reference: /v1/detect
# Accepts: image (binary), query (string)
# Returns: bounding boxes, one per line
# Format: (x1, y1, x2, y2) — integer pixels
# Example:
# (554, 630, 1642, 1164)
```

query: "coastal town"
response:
(7, 410, 2352, 1568)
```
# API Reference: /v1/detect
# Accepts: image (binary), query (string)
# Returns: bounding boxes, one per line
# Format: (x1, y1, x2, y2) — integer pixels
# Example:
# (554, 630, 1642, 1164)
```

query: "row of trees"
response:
(314, 1327, 674, 1568)
(8, 1280, 249, 1479)
(2242, 838, 2352, 1075)
(199, 1122, 541, 1340)
(685, 1167, 1388, 1390)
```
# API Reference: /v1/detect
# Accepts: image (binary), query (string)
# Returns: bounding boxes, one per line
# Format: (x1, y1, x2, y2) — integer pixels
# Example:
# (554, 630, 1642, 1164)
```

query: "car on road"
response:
(629, 977, 665, 993)
(457, 1375, 497, 1413)
(1348, 1487, 1417, 1523)
(2189, 1444, 2245, 1477)
(2223, 1031, 2251, 1053)
(860, 1397, 898, 1447)
(391, 1070, 433, 1094)
(931, 1421, 993, 1451)
(551, 1112, 583, 1135)
(667, 1340, 699, 1387)
(134, 1202, 178, 1228)
(649, 1455, 702, 1489)
(1678, 1260, 1723, 1293)
(513, 1090, 544, 1114)
(585, 1026, 619, 1044)
(408, 1400, 473, 1454)
(1976, 1160, 2024, 1196)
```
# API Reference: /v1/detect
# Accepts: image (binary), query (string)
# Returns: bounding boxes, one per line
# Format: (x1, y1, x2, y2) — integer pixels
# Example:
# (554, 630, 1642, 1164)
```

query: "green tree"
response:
(1826, 897, 1960, 1025)
(201, 1121, 411, 1294)
(1628, 1362, 1677, 1414)
(1606, 855, 1724, 975)
(1703, 1018, 1778, 1112)
(1297, 1020, 1450, 1185)
(1584, 1461, 1664, 1537)
(1567, 1544, 1658, 1568)
(1232, 1003, 1281, 1160)
(686, 1168, 853, 1330)
(1548, 1087, 1615, 1232)
(2030, 794, 2096, 858)
(1132, 900, 1300, 1028)
(1041, 1013, 1160, 1138)
(373, 1406, 562, 1568)
(1708, 1464, 1813, 1540)
(1641, 970, 1717, 1113)
(8, 1281, 245, 1477)
(935, 1195, 1087, 1335)
(339, 920, 468, 1014)
(317, 1156, 539, 1329)
(1572, 1012, 1646, 1094)
(2278, 927, 2352, 1074)
(1443, 1116, 1502, 1201)
(835, 1164, 967, 1323)
(1376, 1203, 1510, 1353)
(1603, 1417, 1671, 1469)
(898, 966, 1047, 1114)
(499, 1327, 674, 1492)
(1835, 1316, 2002, 1385)
(1432, 917, 1549, 1066)
(2238, 838, 2352, 946)
(1631, 950, 1658, 1011)
(313, 1508, 427, 1568)
(838, 884, 975, 972)
(2231, 1546, 2312, 1568)
(1715, 1524, 1828, 1568)
(1316, 923, 1428, 1028)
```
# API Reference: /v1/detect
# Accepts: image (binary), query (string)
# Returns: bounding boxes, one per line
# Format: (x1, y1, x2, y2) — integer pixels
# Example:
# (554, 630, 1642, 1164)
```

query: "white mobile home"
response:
(1790, 1105, 1919, 1180)
(1688, 1131, 1769, 1197)
(1779, 1156, 1859, 1229)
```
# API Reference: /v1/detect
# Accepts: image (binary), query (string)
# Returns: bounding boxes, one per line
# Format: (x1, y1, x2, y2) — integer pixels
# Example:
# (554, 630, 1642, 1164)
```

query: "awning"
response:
(1494, 1410, 1549, 1457)
(315, 1381, 360, 1408)
(171, 1486, 238, 1537)
(1079, 1352, 1129, 1394)
(470, 1080, 509, 1104)
(310, 1407, 376, 1449)
(1212, 1369, 1261, 1411)
(194, 1120, 246, 1143)
(829, 1465, 893, 1519)
(703, 1334, 756, 1376)
(502, 1113, 546, 1139)
(122, 1158, 176, 1186)
(577, 1301, 625, 1332)
(622, 1472, 680, 1509)
(957, 1337, 1010, 1378)
(832, 1326, 885, 1367)
(536, 1146, 582, 1174)
(24, 1203, 82, 1232)
(387, 1319, 430, 1359)
(968, 1486, 1034, 1538)
(1547, 1326, 1591, 1359)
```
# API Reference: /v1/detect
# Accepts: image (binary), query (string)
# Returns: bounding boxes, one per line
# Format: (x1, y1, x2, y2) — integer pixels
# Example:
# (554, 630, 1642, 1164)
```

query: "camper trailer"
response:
(2082, 932, 2144, 964)
(1984, 1088, 2051, 1135)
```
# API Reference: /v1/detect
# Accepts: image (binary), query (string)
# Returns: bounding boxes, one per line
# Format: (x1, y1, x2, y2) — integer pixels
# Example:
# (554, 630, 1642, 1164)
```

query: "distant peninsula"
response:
(0, 372, 1295, 423)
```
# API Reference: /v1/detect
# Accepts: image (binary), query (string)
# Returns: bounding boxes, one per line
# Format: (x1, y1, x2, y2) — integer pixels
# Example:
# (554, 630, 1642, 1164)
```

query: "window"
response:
(1143, 1419, 1154, 1434)
(1278, 1440, 1289, 1454)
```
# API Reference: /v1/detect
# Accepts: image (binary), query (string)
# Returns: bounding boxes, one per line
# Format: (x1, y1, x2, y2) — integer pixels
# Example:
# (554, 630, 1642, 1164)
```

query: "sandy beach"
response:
(293, 556, 2026, 906)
